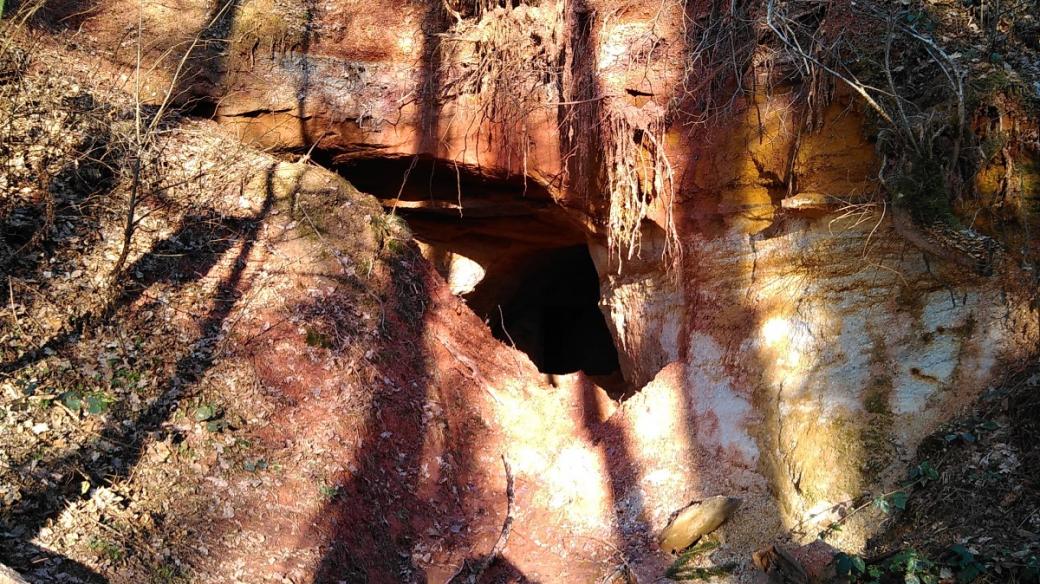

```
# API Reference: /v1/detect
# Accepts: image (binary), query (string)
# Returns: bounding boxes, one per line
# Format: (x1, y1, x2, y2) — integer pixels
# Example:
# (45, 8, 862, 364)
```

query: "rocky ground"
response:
(1, 3, 1039, 584)
(0, 30, 735, 584)
(860, 365, 1040, 584)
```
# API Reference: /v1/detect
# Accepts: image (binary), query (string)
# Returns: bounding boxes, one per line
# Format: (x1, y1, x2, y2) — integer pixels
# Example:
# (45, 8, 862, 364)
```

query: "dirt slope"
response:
(0, 38, 730, 584)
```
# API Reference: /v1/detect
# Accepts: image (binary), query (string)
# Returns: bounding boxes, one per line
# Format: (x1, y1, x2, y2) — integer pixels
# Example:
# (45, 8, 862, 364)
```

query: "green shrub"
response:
(890, 155, 959, 225)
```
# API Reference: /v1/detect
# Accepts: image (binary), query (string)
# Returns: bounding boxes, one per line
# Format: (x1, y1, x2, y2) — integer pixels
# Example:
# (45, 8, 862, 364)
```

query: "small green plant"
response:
(243, 458, 267, 472)
(384, 237, 405, 255)
(942, 430, 977, 444)
(59, 388, 113, 415)
(1023, 555, 1039, 581)
(886, 549, 938, 584)
(946, 545, 985, 583)
(304, 327, 332, 349)
(193, 403, 226, 432)
(837, 549, 938, 584)
(318, 482, 339, 501)
(665, 539, 736, 581)
(890, 155, 958, 225)
(871, 489, 909, 514)
(89, 537, 124, 563)
(370, 213, 410, 257)
(111, 367, 142, 389)
(194, 403, 216, 421)
(357, 258, 372, 276)
(835, 552, 868, 579)
(906, 461, 940, 485)
(836, 546, 987, 583)
(152, 564, 181, 584)
(86, 393, 112, 415)
(822, 461, 940, 540)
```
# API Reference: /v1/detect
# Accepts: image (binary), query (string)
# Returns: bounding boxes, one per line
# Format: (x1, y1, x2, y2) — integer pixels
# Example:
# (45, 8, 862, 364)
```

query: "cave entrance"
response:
(489, 244, 619, 376)
(334, 156, 626, 395)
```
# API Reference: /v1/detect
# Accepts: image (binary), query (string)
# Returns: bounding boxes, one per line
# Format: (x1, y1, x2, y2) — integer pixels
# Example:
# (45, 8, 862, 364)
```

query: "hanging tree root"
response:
(437, 3, 681, 275)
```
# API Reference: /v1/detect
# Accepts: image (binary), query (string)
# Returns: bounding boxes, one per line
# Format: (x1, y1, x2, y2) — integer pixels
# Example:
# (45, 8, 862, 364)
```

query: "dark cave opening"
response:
(333, 156, 625, 393)
(489, 244, 620, 377)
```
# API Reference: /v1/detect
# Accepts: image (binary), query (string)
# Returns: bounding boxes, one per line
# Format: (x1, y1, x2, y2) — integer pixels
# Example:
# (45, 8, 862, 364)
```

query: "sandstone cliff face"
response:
(53, 0, 1040, 579)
